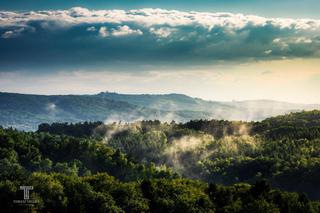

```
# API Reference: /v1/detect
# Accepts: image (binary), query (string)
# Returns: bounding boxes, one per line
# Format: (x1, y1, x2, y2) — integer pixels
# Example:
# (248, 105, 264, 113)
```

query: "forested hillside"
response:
(1, 92, 320, 131)
(0, 92, 178, 131)
(1, 110, 320, 212)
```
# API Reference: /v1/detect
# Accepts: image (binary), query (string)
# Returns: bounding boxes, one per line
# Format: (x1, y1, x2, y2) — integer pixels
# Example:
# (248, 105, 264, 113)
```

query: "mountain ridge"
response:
(1, 91, 319, 131)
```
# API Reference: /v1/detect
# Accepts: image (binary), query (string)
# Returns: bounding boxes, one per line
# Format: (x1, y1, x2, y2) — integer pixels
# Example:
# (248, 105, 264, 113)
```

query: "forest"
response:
(1, 110, 320, 212)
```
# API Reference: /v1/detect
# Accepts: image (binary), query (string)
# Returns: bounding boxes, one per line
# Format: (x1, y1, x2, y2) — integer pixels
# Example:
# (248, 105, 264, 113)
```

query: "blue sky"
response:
(0, 1, 320, 103)
(1, 0, 319, 18)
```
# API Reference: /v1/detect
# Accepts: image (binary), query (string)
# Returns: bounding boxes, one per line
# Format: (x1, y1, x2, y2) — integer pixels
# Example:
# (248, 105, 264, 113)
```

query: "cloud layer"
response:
(1, 7, 320, 70)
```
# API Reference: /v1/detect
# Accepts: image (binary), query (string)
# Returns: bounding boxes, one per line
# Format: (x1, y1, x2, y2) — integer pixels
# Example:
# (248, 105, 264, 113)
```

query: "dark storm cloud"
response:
(0, 7, 320, 71)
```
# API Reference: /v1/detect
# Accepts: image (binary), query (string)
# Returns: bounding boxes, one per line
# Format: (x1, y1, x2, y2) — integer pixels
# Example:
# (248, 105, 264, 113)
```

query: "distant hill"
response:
(0, 91, 319, 130)
(96, 92, 232, 112)
(0, 92, 158, 130)
(97, 92, 320, 121)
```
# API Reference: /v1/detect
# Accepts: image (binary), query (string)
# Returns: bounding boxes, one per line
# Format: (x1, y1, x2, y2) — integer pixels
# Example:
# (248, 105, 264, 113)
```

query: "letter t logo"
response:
(20, 186, 33, 200)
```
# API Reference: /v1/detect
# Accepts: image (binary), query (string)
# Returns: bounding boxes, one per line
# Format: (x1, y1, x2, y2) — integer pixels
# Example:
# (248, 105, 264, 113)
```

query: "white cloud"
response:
(264, 50, 272, 55)
(99, 26, 109, 37)
(295, 37, 312, 44)
(1, 7, 320, 61)
(273, 38, 289, 50)
(150, 27, 176, 38)
(69, 7, 92, 17)
(1, 28, 24, 38)
(86, 26, 96, 31)
(98, 25, 143, 37)
(2, 31, 14, 38)
(111, 25, 143, 36)
(273, 38, 281, 43)
(1, 7, 320, 31)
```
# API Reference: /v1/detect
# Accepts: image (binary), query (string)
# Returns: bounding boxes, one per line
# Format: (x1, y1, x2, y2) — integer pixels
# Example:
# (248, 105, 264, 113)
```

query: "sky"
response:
(0, 0, 320, 104)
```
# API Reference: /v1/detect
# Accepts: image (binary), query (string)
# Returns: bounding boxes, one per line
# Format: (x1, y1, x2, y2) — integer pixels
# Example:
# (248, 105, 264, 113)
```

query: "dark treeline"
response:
(181, 110, 320, 141)
(38, 110, 320, 141)
(38, 121, 105, 138)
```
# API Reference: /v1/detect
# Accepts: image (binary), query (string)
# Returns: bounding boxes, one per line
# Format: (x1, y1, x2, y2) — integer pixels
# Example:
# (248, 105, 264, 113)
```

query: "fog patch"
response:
(164, 134, 213, 178)
(46, 103, 56, 112)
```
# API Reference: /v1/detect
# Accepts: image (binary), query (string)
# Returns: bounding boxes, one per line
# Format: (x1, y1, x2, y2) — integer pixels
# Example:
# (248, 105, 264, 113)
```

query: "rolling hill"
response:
(0, 91, 319, 130)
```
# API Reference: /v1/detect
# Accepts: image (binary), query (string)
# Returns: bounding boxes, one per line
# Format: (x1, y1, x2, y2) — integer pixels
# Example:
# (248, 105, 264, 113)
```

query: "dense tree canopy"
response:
(1, 111, 320, 212)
